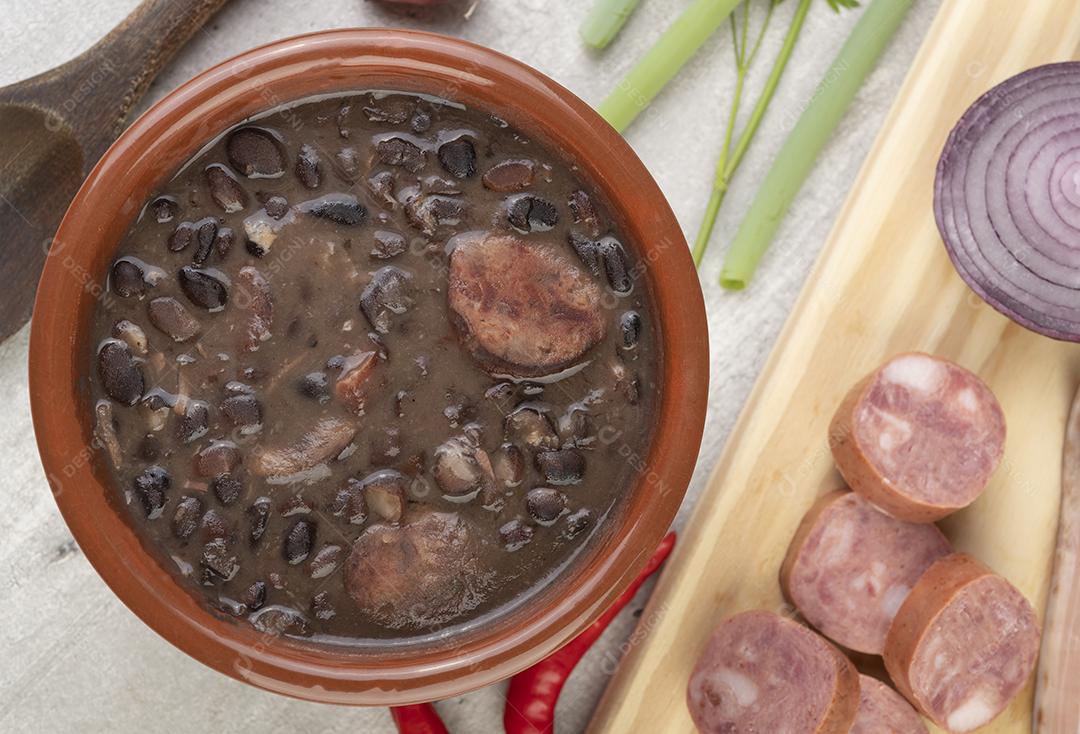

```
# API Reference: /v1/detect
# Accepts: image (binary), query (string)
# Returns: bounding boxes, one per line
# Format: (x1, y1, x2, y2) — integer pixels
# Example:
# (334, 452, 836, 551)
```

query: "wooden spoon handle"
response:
(66, 0, 231, 158)
(1034, 382, 1080, 732)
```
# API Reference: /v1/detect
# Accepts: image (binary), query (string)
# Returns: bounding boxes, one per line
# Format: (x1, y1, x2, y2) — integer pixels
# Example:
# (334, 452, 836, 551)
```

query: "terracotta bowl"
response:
(29, 29, 708, 705)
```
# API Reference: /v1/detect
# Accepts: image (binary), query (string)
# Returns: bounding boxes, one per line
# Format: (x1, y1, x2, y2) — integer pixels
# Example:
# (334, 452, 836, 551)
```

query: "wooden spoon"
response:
(0, 0, 230, 343)
(1035, 381, 1080, 731)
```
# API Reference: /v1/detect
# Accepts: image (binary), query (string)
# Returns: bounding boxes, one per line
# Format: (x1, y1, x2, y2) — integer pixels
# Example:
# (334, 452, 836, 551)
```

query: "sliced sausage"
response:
(883, 553, 1040, 733)
(829, 353, 1005, 522)
(343, 510, 490, 629)
(780, 490, 951, 654)
(250, 417, 356, 479)
(686, 610, 859, 734)
(852, 675, 928, 734)
(447, 233, 606, 377)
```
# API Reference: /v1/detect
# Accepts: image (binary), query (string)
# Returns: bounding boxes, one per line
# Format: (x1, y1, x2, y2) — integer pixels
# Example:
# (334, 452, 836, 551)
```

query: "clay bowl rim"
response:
(28, 28, 708, 705)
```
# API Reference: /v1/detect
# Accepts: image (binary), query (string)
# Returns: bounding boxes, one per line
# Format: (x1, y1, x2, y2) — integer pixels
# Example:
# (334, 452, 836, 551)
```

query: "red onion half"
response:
(935, 62, 1080, 341)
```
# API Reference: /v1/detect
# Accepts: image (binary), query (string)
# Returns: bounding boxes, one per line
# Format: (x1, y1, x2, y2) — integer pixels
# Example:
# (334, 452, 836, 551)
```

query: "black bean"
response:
(226, 127, 285, 178)
(334, 147, 363, 183)
(331, 478, 367, 525)
(151, 196, 178, 224)
(201, 537, 239, 581)
(526, 487, 567, 525)
(167, 222, 194, 252)
(295, 144, 322, 189)
(111, 258, 147, 297)
(493, 443, 525, 487)
(367, 171, 397, 209)
(172, 496, 202, 539)
(213, 227, 234, 260)
(212, 474, 243, 505)
(205, 164, 248, 213)
(308, 544, 342, 579)
(147, 296, 200, 342)
(371, 230, 407, 260)
(142, 390, 172, 412)
(619, 311, 642, 349)
(360, 266, 414, 334)
(97, 339, 144, 405)
(505, 406, 559, 451)
(535, 448, 585, 485)
(263, 195, 290, 220)
(249, 605, 311, 637)
(195, 441, 241, 478)
(133, 465, 170, 519)
(375, 136, 425, 172)
(178, 266, 229, 311)
(482, 159, 535, 193)
(433, 437, 495, 497)
(192, 218, 218, 264)
(283, 520, 315, 565)
(297, 194, 367, 226)
(404, 193, 464, 235)
(176, 400, 210, 444)
(568, 232, 603, 279)
(568, 189, 602, 238)
(410, 111, 431, 133)
(196, 507, 230, 544)
(437, 137, 477, 179)
(222, 394, 262, 430)
(507, 194, 559, 232)
(247, 498, 271, 547)
(599, 237, 632, 294)
(563, 508, 592, 540)
(311, 591, 336, 620)
(557, 409, 591, 446)
(424, 175, 461, 196)
(240, 366, 265, 382)
(499, 519, 534, 552)
(244, 580, 267, 611)
(297, 371, 330, 402)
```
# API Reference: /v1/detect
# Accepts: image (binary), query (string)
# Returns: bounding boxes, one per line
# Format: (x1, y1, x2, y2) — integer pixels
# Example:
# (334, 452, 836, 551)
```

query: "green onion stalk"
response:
(691, 0, 812, 266)
(719, 0, 914, 289)
(597, 0, 743, 133)
(580, 0, 644, 50)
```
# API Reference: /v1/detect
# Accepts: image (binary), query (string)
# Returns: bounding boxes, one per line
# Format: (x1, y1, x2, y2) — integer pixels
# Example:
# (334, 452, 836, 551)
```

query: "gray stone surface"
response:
(0, 0, 941, 731)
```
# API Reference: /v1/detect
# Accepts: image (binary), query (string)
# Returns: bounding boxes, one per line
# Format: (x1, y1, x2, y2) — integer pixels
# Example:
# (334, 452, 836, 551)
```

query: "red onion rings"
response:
(935, 62, 1080, 340)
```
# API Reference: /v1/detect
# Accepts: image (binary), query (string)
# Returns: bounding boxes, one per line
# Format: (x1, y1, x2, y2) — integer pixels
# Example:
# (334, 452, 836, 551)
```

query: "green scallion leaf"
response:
(580, 0, 644, 50)
(719, 0, 913, 289)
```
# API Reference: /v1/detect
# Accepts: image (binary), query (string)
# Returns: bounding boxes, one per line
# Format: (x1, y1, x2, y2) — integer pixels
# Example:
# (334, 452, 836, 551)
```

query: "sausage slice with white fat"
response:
(686, 610, 859, 734)
(852, 675, 928, 734)
(343, 510, 491, 629)
(781, 490, 951, 654)
(447, 233, 606, 377)
(883, 553, 1040, 733)
(829, 353, 1005, 522)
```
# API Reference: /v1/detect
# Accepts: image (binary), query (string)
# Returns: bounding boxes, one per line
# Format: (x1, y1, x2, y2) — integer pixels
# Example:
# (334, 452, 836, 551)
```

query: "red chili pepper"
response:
(391, 703, 449, 734)
(503, 532, 677, 734)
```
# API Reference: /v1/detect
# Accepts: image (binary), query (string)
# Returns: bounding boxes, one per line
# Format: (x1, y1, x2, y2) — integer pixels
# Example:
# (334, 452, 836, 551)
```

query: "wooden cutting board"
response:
(587, 1, 1080, 733)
